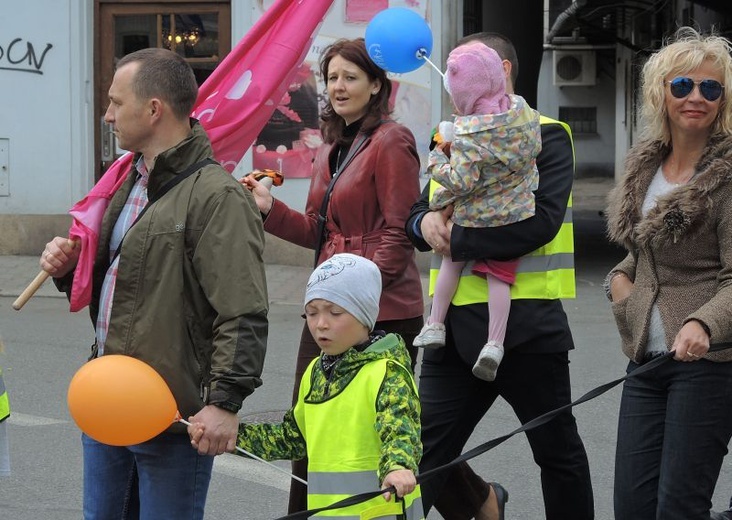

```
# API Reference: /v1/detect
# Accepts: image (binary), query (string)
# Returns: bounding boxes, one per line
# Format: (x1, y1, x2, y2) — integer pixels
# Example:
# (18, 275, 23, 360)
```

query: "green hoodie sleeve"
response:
(375, 359, 422, 483)
(235, 409, 307, 461)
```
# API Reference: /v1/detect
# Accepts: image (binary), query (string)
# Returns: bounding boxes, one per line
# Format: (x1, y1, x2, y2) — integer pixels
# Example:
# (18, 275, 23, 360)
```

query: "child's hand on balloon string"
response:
(187, 417, 206, 449)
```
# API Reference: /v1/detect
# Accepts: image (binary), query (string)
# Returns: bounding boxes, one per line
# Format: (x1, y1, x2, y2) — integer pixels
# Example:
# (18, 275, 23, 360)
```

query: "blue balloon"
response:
(365, 8, 433, 74)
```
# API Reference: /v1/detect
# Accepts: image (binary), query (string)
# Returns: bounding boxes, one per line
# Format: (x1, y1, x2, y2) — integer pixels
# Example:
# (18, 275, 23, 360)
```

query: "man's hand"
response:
(189, 405, 239, 456)
(420, 206, 453, 256)
(41, 237, 79, 278)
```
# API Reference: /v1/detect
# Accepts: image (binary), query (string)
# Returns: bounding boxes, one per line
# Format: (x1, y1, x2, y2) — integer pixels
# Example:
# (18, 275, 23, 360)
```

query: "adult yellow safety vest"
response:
(296, 357, 424, 519)
(0, 368, 9, 422)
(428, 115, 576, 304)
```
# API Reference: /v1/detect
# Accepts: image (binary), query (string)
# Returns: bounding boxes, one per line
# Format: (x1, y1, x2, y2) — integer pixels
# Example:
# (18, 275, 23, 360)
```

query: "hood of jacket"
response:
(607, 133, 732, 250)
(144, 118, 213, 197)
(306, 332, 412, 402)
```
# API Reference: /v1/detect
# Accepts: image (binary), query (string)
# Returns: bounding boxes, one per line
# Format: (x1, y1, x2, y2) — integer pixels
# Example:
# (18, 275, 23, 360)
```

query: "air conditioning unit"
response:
(553, 50, 596, 86)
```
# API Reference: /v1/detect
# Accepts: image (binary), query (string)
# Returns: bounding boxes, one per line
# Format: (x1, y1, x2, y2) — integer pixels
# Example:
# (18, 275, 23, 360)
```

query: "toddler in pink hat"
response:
(414, 41, 542, 383)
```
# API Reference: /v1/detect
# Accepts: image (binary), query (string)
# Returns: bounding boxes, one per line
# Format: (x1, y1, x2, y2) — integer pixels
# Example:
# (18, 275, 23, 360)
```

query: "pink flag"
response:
(67, 0, 334, 312)
(68, 154, 132, 311)
(192, 0, 334, 171)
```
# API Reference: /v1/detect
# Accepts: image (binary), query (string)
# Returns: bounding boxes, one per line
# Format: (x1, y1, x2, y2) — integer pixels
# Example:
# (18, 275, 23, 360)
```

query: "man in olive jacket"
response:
(41, 48, 268, 519)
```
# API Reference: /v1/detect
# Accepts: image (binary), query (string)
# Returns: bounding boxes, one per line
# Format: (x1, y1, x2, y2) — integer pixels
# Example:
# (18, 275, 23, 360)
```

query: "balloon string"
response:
(417, 48, 445, 78)
(177, 417, 308, 486)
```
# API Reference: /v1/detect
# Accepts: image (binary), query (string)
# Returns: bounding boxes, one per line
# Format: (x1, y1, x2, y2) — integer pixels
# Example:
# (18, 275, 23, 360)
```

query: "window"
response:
(97, 2, 231, 178)
(559, 106, 597, 135)
(463, 0, 483, 37)
(113, 12, 225, 85)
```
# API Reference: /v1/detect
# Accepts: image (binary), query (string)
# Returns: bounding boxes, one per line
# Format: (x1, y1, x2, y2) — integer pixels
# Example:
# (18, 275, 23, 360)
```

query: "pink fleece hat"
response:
(445, 42, 510, 116)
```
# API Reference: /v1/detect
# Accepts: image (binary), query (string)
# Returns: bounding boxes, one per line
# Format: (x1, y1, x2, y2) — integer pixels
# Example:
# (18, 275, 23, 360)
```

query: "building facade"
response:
(1, 0, 730, 259)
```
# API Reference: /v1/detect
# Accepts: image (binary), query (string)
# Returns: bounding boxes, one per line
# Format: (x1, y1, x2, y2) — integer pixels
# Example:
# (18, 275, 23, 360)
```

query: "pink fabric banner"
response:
(66, 0, 334, 311)
(193, 0, 333, 172)
(68, 153, 132, 311)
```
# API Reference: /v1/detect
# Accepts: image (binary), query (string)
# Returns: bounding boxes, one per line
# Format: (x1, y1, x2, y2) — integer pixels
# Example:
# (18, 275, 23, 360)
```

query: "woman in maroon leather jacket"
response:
(242, 37, 424, 513)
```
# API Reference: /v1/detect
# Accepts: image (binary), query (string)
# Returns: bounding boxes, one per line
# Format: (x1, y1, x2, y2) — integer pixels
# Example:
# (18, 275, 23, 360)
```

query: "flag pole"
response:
(12, 271, 50, 311)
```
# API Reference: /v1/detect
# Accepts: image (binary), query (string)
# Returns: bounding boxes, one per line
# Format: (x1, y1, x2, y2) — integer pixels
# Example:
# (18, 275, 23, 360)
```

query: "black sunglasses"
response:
(666, 77, 725, 102)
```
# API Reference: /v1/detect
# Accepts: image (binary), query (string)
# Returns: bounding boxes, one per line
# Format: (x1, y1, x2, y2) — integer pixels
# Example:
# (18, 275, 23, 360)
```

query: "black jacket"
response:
(405, 119, 575, 362)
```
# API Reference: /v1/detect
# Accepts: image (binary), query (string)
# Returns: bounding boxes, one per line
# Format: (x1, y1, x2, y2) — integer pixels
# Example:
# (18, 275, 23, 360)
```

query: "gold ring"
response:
(687, 352, 697, 358)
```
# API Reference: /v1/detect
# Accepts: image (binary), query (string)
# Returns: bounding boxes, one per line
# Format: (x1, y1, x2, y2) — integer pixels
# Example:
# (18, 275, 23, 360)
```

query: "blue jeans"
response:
(82, 432, 214, 520)
(614, 358, 732, 520)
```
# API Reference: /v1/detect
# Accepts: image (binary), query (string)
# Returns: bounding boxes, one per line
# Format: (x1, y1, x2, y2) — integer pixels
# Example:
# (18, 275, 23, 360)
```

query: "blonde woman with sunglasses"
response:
(605, 27, 732, 520)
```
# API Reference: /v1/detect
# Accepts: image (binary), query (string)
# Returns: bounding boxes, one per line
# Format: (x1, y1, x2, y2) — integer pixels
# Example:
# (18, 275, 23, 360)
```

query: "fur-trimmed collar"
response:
(607, 134, 732, 249)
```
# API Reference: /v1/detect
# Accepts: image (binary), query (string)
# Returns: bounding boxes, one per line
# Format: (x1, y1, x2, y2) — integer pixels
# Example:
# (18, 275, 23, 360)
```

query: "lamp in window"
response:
(164, 27, 200, 47)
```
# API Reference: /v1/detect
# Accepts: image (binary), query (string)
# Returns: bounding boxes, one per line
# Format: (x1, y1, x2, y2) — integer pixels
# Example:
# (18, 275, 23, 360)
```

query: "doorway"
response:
(95, 1, 231, 179)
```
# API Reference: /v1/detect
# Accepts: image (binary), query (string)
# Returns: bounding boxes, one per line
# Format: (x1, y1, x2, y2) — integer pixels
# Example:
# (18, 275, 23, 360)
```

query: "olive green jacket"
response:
(60, 121, 268, 430)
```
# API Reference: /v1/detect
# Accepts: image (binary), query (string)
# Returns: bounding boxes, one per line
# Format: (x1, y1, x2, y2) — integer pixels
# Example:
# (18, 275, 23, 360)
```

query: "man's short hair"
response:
(116, 48, 198, 120)
(456, 32, 519, 86)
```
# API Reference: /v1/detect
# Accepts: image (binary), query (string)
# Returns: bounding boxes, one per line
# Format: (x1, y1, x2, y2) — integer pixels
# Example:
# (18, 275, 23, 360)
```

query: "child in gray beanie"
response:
(304, 253, 381, 331)
(189, 253, 424, 518)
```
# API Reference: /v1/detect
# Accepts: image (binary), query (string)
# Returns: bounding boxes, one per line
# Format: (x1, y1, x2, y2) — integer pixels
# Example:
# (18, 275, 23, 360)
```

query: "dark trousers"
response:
(287, 316, 423, 514)
(614, 358, 732, 520)
(419, 346, 595, 520)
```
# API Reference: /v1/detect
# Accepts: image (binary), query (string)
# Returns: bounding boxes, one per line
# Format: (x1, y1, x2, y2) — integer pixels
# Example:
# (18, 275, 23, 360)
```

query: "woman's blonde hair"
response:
(639, 26, 732, 144)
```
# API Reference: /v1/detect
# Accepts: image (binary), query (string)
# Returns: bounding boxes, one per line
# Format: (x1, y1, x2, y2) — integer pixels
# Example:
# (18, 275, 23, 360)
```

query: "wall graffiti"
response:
(0, 38, 53, 75)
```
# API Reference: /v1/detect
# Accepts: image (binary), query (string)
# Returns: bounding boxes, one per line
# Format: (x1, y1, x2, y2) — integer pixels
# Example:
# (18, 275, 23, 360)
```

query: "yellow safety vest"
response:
(296, 356, 423, 519)
(428, 115, 576, 304)
(0, 368, 9, 422)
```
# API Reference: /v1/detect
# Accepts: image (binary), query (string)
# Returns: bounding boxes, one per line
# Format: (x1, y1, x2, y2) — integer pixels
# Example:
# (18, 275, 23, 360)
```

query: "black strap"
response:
(149, 158, 216, 205)
(275, 342, 732, 519)
(313, 134, 368, 267)
(112, 158, 215, 262)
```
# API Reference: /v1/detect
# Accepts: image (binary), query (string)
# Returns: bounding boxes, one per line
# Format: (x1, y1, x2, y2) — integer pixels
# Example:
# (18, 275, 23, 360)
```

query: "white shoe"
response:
(472, 340, 504, 381)
(413, 322, 446, 349)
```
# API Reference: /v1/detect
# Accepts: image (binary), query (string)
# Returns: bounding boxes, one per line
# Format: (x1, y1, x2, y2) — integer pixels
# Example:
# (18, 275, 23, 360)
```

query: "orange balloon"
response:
(67, 355, 178, 446)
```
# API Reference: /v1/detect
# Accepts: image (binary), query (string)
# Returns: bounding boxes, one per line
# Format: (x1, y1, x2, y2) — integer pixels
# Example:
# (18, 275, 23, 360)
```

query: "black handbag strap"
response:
(313, 134, 367, 266)
(112, 157, 216, 262)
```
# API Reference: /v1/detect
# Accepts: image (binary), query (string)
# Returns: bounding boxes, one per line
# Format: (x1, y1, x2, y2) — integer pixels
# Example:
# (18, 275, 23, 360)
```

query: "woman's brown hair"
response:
(319, 38, 392, 144)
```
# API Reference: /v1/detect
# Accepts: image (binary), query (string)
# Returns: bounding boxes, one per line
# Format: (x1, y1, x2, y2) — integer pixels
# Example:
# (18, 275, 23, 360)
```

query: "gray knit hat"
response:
(304, 253, 382, 331)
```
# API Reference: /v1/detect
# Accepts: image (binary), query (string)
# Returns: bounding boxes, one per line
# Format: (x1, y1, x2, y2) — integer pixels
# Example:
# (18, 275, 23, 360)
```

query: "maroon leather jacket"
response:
(264, 120, 424, 321)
